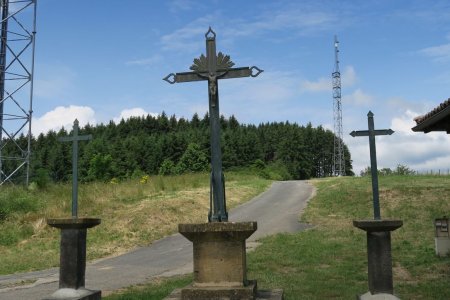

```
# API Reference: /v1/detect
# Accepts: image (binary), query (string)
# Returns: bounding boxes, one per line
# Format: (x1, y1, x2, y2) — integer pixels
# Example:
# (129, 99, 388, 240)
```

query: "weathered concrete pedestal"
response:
(353, 220, 403, 300)
(44, 218, 101, 300)
(166, 222, 283, 300)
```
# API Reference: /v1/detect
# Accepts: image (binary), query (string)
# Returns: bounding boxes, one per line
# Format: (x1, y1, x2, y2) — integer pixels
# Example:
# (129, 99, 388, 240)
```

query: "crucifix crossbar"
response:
(350, 111, 394, 220)
(58, 119, 92, 218)
(163, 27, 263, 222)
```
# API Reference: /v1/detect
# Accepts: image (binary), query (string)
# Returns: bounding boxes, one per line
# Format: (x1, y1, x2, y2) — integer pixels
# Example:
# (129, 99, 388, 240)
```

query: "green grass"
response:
(104, 175, 450, 299)
(0, 171, 271, 275)
(104, 275, 192, 300)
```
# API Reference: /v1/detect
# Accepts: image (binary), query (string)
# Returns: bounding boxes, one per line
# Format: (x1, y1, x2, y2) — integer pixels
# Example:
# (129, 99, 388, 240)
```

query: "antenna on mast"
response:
(332, 35, 345, 176)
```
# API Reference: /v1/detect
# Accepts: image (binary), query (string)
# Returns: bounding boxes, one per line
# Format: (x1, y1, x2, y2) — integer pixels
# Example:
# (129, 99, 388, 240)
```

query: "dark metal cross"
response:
(58, 119, 92, 218)
(350, 111, 394, 220)
(163, 27, 263, 222)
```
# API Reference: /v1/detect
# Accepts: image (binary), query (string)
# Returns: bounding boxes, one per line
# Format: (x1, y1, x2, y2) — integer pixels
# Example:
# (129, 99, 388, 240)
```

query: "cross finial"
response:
(205, 26, 216, 40)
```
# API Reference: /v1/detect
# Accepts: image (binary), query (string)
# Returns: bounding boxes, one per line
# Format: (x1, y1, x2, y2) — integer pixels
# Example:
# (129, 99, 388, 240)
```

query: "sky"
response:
(12, 0, 450, 175)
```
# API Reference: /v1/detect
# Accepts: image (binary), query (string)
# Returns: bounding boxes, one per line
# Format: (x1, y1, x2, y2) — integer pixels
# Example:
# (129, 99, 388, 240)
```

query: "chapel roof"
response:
(412, 98, 450, 133)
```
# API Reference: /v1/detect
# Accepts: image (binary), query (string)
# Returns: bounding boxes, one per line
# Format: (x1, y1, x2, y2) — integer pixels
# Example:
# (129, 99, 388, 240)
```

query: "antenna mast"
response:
(332, 35, 345, 176)
(0, 0, 37, 185)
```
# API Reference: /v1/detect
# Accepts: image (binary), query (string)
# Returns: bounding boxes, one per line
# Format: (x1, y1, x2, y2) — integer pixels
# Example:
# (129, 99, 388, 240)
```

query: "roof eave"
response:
(412, 105, 450, 133)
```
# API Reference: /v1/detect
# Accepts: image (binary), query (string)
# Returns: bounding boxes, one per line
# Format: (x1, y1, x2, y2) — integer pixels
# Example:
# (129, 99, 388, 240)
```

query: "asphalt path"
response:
(0, 180, 314, 300)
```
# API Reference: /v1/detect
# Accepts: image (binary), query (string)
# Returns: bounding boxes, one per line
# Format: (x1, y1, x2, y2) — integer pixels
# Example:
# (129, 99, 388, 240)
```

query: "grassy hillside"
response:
(0, 171, 271, 275)
(105, 175, 450, 299)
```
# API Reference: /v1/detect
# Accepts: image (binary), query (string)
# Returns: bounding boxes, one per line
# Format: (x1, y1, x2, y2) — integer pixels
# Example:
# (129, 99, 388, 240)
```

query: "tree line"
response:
(2, 112, 354, 184)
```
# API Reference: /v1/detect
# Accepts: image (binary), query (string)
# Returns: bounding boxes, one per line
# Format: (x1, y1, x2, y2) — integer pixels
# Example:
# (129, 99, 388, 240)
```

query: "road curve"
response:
(0, 180, 314, 300)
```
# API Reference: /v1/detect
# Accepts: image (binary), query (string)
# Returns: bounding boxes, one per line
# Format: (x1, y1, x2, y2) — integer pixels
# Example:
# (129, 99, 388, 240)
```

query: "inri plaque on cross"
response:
(164, 27, 263, 222)
(350, 111, 394, 220)
(58, 119, 92, 218)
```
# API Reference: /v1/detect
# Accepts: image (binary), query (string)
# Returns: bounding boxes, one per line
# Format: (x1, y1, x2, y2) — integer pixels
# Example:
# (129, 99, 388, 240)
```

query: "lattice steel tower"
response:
(332, 35, 345, 176)
(0, 0, 37, 185)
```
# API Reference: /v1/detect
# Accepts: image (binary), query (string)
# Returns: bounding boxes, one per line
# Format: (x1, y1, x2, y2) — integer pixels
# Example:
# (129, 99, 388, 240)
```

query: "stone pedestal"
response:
(167, 222, 282, 300)
(44, 218, 101, 300)
(354, 219, 403, 299)
(434, 217, 450, 256)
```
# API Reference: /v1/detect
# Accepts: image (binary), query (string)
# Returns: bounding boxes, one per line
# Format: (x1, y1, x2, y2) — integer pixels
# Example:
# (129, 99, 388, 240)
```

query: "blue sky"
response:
(29, 0, 450, 174)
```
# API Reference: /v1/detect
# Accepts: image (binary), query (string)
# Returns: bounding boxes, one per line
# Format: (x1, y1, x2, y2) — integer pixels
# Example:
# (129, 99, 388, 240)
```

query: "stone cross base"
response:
(435, 237, 450, 256)
(181, 280, 257, 300)
(353, 219, 403, 297)
(44, 288, 101, 300)
(358, 291, 400, 300)
(172, 222, 283, 300)
(45, 218, 101, 300)
(165, 287, 284, 300)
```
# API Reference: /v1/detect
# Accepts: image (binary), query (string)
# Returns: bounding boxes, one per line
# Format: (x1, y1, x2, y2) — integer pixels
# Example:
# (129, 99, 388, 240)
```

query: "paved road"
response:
(0, 180, 314, 300)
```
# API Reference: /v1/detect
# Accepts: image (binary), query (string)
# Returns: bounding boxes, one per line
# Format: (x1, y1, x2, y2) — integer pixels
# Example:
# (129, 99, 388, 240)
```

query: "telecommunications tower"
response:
(0, 0, 37, 185)
(332, 35, 345, 176)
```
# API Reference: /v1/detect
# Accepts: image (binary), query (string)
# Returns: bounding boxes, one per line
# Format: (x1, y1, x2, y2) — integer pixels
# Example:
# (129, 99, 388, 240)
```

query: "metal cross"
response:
(350, 111, 394, 220)
(58, 119, 92, 218)
(163, 27, 263, 222)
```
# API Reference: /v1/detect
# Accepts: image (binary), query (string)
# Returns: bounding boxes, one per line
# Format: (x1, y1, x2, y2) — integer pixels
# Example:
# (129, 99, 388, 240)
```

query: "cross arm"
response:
(350, 129, 394, 137)
(58, 135, 93, 142)
(163, 66, 263, 84)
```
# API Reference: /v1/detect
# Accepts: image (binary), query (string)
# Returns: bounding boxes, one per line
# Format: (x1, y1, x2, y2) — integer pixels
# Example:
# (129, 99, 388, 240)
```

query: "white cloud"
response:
(343, 89, 373, 106)
(420, 43, 450, 62)
(223, 5, 338, 38)
(390, 109, 420, 136)
(300, 77, 330, 92)
(160, 16, 215, 52)
(300, 66, 357, 93)
(125, 55, 162, 66)
(348, 110, 450, 175)
(32, 106, 96, 136)
(420, 34, 450, 62)
(342, 66, 357, 87)
(161, 3, 339, 52)
(113, 107, 157, 123)
(168, 0, 200, 12)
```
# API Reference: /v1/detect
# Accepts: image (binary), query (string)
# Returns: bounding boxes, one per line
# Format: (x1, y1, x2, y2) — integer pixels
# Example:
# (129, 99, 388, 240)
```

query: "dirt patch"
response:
(393, 263, 416, 283)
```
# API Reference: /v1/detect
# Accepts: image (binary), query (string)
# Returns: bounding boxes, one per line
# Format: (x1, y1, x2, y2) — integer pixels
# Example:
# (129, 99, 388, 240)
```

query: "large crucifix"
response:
(163, 27, 263, 222)
(58, 119, 92, 218)
(350, 111, 394, 220)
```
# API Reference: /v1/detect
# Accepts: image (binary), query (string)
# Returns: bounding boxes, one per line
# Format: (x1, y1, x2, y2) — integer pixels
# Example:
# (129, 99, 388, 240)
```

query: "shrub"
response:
(0, 223, 34, 246)
(159, 159, 176, 176)
(252, 159, 266, 170)
(259, 161, 292, 181)
(395, 164, 415, 175)
(34, 168, 51, 189)
(176, 143, 209, 174)
(88, 154, 114, 181)
(0, 187, 39, 221)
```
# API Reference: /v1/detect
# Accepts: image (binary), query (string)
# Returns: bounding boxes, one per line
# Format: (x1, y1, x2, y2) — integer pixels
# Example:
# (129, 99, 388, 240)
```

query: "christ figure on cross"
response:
(164, 27, 263, 222)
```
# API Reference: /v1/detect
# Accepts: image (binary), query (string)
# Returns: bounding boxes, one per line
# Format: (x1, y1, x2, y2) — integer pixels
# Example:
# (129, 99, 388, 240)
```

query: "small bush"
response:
(0, 223, 34, 246)
(252, 159, 266, 170)
(33, 168, 51, 189)
(395, 164, 415, 175)
(176, 143, 209, 174)
(259, 161, 292, 181)
(0, 187, 39, 220)
(159, 159, 176, 176)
